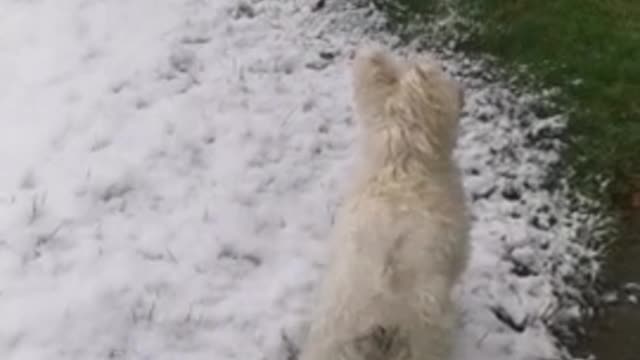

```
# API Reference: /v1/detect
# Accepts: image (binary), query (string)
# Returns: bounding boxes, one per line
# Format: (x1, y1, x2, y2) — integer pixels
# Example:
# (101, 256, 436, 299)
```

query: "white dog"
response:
(299, 45, 470, 360)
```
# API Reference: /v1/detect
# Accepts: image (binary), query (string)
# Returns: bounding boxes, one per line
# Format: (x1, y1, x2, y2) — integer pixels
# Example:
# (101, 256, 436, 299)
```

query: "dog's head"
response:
(351, 45, 465, 154)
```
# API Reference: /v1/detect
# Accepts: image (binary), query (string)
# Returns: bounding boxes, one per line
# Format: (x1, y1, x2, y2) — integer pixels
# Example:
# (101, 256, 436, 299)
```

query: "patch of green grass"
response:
(371, 0, 640, 207)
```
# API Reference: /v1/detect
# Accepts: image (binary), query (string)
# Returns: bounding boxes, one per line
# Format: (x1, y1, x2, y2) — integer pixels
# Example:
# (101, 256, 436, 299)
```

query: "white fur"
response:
(300, 45, 470, 360)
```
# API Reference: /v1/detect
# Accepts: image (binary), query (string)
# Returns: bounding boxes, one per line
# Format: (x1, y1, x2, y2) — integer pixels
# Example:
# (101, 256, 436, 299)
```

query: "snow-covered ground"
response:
(0, 1, 601, 359)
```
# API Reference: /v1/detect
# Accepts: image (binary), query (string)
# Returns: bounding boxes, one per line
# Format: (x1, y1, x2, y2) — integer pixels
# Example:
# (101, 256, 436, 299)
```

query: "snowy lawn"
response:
(0, 1, 599, 359)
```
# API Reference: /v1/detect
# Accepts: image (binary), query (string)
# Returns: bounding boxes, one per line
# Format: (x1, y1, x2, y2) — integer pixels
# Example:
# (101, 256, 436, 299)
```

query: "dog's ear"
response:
(411, 61, 465, 111)
(351, 45, 406, 122)
(352, 45, 402, 87)
(410, 61, 443, 83)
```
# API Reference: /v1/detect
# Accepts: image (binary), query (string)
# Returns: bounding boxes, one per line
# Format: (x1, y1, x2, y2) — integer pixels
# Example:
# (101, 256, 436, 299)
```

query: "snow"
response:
(0, 1, 601, 359)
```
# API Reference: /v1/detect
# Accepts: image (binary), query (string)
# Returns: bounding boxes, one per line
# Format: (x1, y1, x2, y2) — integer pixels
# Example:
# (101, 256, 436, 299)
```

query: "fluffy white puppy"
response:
(300, 45, 470, 360)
